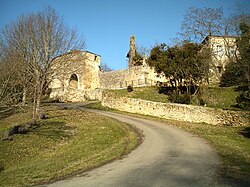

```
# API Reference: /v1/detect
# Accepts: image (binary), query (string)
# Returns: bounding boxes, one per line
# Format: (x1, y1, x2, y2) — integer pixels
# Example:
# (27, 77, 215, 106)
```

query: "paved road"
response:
(42, 106, 222, 187)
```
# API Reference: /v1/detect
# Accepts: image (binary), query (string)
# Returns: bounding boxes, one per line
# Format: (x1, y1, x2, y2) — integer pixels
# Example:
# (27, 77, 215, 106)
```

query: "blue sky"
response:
(0, 0, 249, 70)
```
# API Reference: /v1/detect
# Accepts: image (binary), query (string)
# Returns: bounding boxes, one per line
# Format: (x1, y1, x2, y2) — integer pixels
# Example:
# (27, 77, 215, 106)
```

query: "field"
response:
(0, 105, 139, 187)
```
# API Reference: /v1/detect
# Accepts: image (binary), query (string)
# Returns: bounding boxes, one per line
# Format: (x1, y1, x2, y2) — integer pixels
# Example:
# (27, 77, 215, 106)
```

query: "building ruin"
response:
(50, 35, 237, 102)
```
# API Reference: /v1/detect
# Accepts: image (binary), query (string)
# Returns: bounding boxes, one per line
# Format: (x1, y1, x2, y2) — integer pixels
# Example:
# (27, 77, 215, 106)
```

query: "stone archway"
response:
(69, 74, 78, 89)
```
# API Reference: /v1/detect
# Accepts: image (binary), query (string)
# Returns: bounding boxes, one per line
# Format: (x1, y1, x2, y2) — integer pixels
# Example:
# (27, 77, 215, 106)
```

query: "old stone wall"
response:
(49, 50, 101, 102)
(102, 92, 250, 126)
(100, 66, 168, 90)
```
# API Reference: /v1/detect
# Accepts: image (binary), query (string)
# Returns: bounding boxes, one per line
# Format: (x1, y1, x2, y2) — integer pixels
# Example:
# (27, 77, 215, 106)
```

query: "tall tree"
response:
(147, 42, 210, 94)
(236, 22, 250, 89)
(220, 22, 250, 88)
(0, 7, 85, 119)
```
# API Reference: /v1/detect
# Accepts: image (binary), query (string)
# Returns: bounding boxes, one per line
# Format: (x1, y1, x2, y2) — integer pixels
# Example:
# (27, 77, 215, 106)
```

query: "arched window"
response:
(69, 74, 78, 89)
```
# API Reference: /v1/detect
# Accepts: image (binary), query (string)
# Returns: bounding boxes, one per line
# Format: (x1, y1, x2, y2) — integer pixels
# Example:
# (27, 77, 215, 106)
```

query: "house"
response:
(202, 35, 238, 83)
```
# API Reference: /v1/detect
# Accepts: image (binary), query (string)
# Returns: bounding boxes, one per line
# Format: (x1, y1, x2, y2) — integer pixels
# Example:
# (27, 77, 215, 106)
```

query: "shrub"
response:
(0, 162, 4, 172)
(127, 85, 134, 92)
(235, 91, 250, 110)
(168, 91, 191, 104)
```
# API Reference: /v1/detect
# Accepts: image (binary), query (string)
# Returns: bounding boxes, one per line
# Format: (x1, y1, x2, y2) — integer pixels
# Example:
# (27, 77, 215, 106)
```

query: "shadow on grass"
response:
(239, 127, 250, 138)
(0, 107, 16, 120)
(32, 121, 76, 140)
(219, 162, 250, 187)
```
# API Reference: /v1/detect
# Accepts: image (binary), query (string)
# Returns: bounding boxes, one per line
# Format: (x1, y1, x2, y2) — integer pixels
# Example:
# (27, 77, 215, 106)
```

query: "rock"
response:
(1, 121, 40, 141)
(39, 113, 48, 119)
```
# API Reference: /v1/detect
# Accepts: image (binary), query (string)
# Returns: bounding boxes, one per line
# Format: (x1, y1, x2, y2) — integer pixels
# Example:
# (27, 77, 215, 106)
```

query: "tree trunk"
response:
(33, 70, 40, 121)
(22, 86, 27, 106)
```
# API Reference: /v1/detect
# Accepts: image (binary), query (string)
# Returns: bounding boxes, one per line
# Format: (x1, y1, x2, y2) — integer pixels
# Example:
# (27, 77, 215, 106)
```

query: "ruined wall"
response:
(102, 92, 250, 126)
(49, 50, 101, 102)
(100, 66, 168, 90)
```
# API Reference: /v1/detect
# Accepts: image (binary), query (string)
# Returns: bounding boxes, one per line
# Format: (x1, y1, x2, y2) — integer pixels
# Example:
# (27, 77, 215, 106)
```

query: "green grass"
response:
(169, 120, 250, 186)
(200, 85, 241, 109)
(85, 102, 250, 186)
(110, 86, 169, 103)
(109, 85, 242, 110)
(0, 105, 139, 187)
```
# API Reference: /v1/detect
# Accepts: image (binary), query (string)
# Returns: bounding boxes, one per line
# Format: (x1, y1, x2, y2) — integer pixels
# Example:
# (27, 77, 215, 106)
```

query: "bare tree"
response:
(100, 62, 113, 72)
(0, 7, 85, 120)
(180, 7, 224, 42)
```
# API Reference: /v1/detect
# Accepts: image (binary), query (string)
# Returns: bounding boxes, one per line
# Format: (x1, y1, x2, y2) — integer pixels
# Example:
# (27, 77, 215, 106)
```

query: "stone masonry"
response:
(49, 50, 101, 102)
(102, 92, 250, 126)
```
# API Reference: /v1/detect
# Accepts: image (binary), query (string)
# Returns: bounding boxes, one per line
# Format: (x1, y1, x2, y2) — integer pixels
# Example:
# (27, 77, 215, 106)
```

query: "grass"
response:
(85, 102, 250, 186)
(0, 105, 139, 187)
(169, 120, 250, 186)
(109, 85, 242, 110)
(110, 86, 169, 103)
(200, 85, 241, 109)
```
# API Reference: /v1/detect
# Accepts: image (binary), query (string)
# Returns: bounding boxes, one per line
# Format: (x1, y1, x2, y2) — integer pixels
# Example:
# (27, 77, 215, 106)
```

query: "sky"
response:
(0, 0, 249, 70)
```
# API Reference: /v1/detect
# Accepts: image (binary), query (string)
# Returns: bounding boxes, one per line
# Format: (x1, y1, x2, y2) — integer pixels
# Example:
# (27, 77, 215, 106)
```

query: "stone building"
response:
(49, 35, 238, 102)
(49, 50, 101, 102)
(202, 35, 237, 83)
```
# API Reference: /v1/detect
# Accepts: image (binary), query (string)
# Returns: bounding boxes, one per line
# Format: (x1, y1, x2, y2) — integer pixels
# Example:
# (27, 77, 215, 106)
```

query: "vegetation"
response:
(0, 7, 84, 120)
(181, 7, 224, 41)
(220, 22, 250, 110)
(166, 120, 250, 186)
(85, 102, 250, 186)
(108, 86, 242, 110)
(146, 42, 210, 102)
(127, 85, 134, 92)
(109, 86, 169, 103)
(100, 62, 113, 72)
(132, 51, 144, 66)
(0, 105, 139, 187)
(180, 5, 249, 42)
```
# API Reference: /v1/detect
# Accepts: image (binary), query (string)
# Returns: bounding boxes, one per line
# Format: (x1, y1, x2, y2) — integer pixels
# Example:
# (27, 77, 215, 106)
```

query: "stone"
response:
(1, 121, 39, 141)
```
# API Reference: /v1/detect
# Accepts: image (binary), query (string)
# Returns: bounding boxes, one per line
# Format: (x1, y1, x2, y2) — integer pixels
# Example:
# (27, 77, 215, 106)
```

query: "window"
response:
(228, 46, 235, 57)
(215, 45, 223, 56)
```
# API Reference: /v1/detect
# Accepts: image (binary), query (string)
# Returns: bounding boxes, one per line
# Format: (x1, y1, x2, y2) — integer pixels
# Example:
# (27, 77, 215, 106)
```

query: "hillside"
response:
(108, 85, 242, 110)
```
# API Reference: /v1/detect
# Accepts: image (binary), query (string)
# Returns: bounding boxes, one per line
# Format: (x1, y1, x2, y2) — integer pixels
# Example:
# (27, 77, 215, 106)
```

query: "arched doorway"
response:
(69, 74, 78, 89)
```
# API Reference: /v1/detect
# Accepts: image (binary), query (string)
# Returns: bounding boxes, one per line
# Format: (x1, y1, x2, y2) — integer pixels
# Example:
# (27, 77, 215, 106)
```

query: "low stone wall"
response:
(102, 92, 250, 126)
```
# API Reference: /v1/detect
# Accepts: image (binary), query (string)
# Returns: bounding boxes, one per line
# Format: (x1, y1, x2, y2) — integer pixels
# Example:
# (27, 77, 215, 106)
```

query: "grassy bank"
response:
(109, 85, 242, 110)
(85, 102, 250, 186)
(0, 105, 139, 187)
(110, 86, 169, 103)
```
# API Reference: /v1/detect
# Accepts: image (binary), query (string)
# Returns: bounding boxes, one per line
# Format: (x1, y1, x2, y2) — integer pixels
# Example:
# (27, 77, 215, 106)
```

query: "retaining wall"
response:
(102, 92, 250, 126)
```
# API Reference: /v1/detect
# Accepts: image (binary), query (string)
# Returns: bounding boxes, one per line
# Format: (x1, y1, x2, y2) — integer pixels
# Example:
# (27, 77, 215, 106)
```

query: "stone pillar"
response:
(128, 35, 136, 68)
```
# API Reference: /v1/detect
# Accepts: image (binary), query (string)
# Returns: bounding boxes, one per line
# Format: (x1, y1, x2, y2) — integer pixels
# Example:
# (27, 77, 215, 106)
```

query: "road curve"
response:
(42, 108, 221, 187)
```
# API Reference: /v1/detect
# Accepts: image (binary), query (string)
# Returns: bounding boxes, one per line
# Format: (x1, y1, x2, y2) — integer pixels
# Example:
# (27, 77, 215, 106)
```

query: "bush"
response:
(220, 60, 244, 87)
(235, 91, 250, 110)
(0, 162, 4, 172)
(168, 92, 191, 104)
(158, 86, 173, 94)
(127, 85, 133, 92)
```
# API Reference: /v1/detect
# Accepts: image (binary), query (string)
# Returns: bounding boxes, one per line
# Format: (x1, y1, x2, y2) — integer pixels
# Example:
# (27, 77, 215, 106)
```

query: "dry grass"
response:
(0, 105, 139, 187)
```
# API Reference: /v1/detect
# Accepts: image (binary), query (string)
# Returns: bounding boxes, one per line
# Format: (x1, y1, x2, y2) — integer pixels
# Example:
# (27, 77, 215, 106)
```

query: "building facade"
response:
(49, 50, 101, 102)
(202, 35, 237, 83)
(50, 35, 238, 102)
